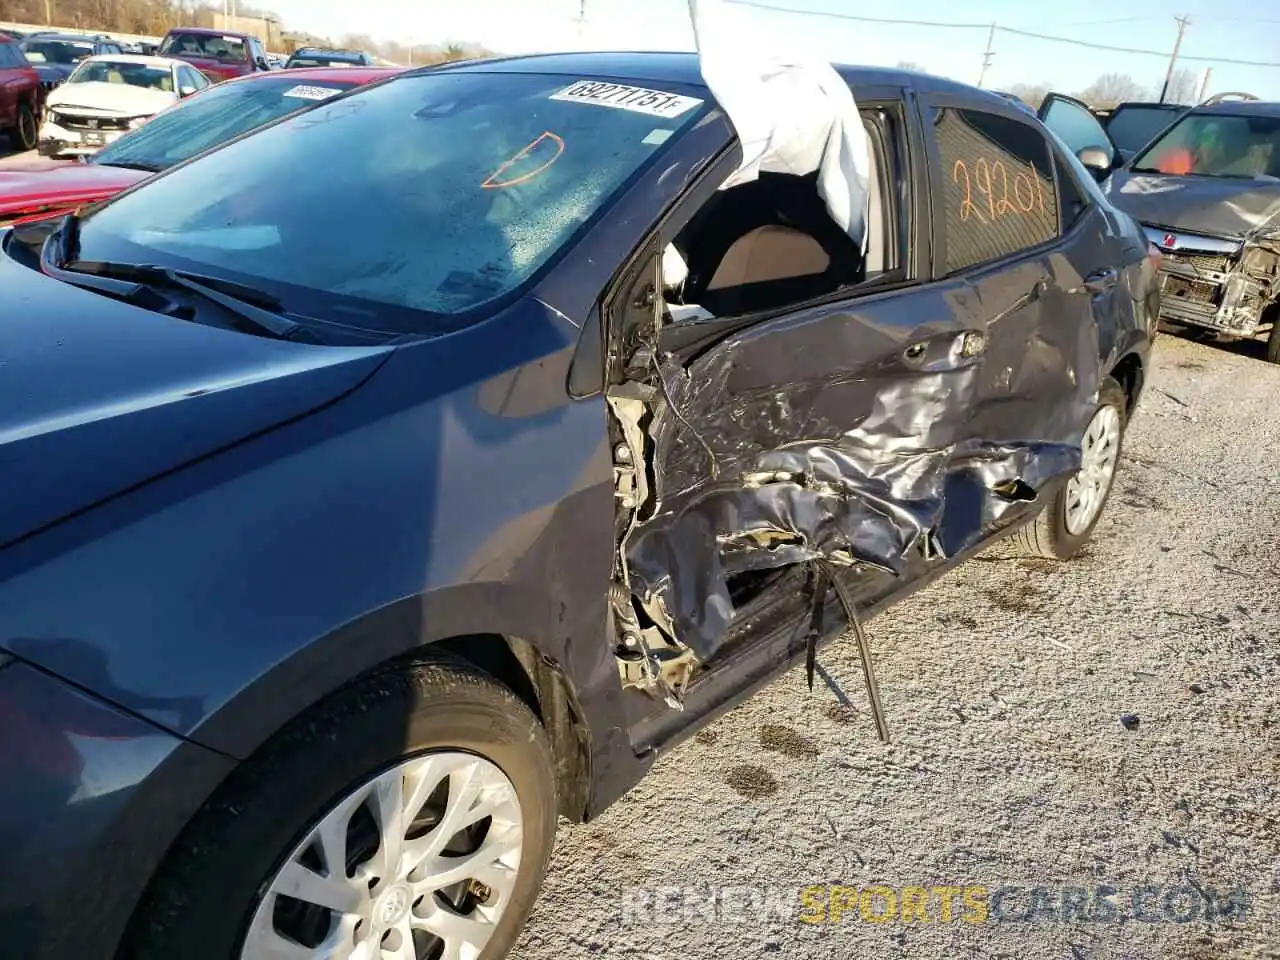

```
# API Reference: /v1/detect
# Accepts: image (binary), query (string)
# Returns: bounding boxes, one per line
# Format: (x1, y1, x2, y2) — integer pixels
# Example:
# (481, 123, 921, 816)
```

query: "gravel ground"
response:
(517, 333, 1280, 960)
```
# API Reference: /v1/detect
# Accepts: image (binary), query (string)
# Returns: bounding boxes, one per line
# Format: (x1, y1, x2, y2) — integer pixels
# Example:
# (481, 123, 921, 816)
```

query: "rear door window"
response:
(929, 106, 1059, 275)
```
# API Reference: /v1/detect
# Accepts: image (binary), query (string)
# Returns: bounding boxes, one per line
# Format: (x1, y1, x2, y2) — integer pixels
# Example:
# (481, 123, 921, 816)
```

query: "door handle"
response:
(1084, 267, 1119, 293)
(902, 330, 986, 369)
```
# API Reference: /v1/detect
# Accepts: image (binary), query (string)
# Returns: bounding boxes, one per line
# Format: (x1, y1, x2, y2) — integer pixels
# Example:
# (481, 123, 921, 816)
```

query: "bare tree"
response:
(1161, 67, 1198, 105)
(1008, 81, 1052, 110)
(1078, 72, 1151, 109)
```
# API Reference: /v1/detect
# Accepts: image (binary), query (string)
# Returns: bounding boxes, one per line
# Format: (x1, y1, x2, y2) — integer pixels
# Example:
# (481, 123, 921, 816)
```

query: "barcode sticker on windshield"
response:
(283, 84, 342, 101)
(550, 80, 702, 118)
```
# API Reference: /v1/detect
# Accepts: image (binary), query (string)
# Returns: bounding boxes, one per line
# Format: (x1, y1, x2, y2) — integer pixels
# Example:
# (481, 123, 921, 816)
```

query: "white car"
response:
(38, 54, 211, 158)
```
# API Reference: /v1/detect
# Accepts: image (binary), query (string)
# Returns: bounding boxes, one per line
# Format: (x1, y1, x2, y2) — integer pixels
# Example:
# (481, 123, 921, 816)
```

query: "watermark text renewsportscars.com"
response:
(620, 883, 1253, 926)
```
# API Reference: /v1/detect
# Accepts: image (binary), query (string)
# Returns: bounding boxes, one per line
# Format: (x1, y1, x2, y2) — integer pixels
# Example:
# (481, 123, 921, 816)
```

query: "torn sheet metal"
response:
(622, 306, 1096, 662)
(1107, 171, 1280, 335)
(688, 0, 870, 250)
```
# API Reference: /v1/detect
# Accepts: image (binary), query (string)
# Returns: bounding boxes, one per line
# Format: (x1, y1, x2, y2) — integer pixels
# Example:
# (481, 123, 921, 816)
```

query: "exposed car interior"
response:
(660, 110, 899, 322)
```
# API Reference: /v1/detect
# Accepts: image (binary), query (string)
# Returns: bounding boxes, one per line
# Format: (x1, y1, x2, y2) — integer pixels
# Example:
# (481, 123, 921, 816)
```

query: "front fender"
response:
(0, 302, 627, 777)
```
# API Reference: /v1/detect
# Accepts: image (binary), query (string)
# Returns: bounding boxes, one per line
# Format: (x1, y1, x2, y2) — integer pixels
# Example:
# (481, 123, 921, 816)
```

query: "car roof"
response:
(23, 33, 102, 43)
(292, 47, 362, 55)
(165, 26, 250, 38)
(1111, 101, 1185, 110)
(229, 65, 400, 85)
(1190, 99, 1280, 118)
(432, 50, 1010, 106)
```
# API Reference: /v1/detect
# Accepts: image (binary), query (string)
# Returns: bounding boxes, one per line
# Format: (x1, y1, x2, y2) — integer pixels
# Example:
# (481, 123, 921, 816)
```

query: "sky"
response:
(260, 0, 1280, 100)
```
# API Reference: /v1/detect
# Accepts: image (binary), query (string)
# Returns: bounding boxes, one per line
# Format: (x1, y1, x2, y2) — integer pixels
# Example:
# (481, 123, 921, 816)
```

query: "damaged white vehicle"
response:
(38, 53, 210, 158)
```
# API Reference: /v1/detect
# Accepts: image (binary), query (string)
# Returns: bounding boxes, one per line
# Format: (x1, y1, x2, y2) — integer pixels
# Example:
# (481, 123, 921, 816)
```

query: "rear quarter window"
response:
(931, 107, 1059, 275)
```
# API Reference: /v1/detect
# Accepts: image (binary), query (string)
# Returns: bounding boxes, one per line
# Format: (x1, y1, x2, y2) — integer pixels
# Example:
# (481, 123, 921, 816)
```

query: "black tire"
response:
(1009, 376, 1127, 561)
(1265, 306, 1280, 365)
(10, 100, 37, 152)
(123, 657, 558, 960)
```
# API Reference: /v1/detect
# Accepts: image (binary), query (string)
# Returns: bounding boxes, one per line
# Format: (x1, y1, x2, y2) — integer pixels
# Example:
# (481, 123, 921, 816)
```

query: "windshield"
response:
(75, 71, 706, 333)
(22, 39, 94, 65)
(160, 32, 247, 62)
(93, 76, 359, 171)
(68, 59, 174, 91)
(1105, 105, 1181, 156)
(1132, 112, 1280, 178)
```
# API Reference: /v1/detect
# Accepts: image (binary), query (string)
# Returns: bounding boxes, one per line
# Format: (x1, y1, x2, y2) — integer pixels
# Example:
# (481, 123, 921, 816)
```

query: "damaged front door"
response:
(605, 93, 1104, 722)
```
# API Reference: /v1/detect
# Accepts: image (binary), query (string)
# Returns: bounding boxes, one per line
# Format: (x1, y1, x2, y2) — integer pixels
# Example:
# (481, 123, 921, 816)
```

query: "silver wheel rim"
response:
(242, 752, 523, 960)
(1064, 403, 1121, 535)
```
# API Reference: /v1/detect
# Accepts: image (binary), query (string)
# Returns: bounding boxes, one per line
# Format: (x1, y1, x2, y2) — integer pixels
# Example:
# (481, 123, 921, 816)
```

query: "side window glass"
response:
(1040, 96, 1115, 167)
(931, 107, 1058, 275)
(0, 45, 16, 67)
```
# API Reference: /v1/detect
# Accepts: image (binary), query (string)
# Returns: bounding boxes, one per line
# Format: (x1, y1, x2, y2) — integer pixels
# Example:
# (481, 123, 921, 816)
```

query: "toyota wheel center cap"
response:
(374, 884, 412, 927)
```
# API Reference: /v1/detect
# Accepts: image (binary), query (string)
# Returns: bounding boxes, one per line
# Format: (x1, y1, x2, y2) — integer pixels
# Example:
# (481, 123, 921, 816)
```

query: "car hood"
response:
(47, 81, 177, 116)
(0, 163, 146, 217)
(1105, 169, 1280, 239)
(0, 246, 393, 549)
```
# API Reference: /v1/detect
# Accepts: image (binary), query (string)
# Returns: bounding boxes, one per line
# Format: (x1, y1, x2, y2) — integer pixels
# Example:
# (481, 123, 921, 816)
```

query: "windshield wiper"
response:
(66, 259, 317, 342)
(97, 159, 164, 173)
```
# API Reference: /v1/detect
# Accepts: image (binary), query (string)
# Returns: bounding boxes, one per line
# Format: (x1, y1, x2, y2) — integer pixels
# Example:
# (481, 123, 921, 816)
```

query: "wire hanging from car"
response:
(806, 558, 890, 743)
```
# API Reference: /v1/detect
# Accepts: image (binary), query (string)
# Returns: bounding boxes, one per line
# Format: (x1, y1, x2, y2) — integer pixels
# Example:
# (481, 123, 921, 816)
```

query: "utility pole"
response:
(977, 23, 995, 88)
(1195, 66, 1212, 103)
(1159, 15, 1190, 103)
(574, 0, 587, 44)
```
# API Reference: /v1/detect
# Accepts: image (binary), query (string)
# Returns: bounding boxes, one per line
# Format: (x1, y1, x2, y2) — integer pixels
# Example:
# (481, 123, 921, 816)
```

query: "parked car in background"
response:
(0, 67, 398, 225)
(20, 32, 124, 93)
(1094, 100, 1188, 163)
(284, 46, 375, 68)
(157, 26, 271, 82)
(0, 34, 41, 151)
(265, 52, 285, 69)
(37, 55, 209, 159)
(1041, 92, 1280, 362)
(0, 52, 1153, 960)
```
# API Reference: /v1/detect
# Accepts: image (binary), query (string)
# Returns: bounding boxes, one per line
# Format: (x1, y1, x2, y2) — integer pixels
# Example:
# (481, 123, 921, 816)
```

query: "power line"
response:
(724, 0, 1280, 67)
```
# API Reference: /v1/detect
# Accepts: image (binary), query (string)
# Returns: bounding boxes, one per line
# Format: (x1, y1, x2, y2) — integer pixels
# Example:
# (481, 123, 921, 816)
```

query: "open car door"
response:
(1038, 92, 1120, 180)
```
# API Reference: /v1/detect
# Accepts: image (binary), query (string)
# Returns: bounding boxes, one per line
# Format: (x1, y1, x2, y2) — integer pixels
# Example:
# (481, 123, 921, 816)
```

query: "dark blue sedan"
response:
(0, 52, 1155, 960)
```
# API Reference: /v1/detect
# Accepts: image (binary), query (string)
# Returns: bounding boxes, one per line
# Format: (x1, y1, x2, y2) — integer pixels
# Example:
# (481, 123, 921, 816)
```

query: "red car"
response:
(0, 35, 42, 152)
(0, 67, 399, 226)
(157, 26, 272, 82)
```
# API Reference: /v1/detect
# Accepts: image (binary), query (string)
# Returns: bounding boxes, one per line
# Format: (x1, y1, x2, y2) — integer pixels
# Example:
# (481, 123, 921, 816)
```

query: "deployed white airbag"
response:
(689, 0, 871, 251)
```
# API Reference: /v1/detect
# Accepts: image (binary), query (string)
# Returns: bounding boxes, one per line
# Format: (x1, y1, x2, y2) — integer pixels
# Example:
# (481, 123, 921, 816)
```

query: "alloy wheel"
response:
(1064, 403, 1121, 535)
(241, 751, 524, 960)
